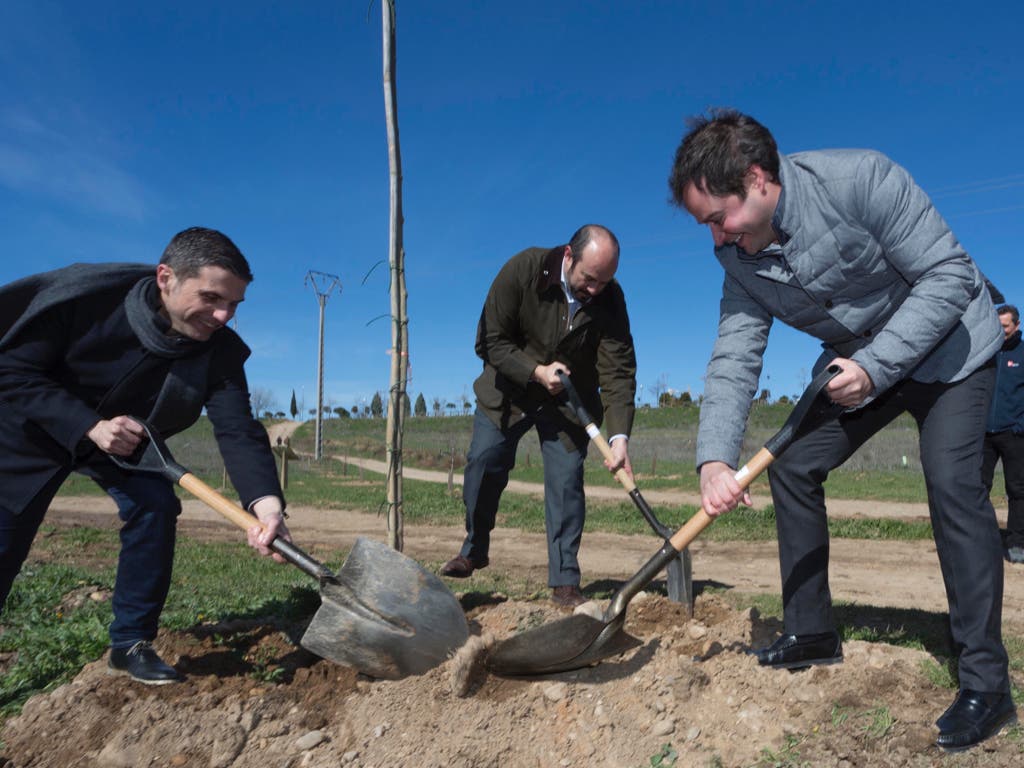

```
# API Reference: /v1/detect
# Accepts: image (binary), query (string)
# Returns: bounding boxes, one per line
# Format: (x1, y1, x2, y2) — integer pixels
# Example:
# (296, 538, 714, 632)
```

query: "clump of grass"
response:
(1, 564, 113, 714)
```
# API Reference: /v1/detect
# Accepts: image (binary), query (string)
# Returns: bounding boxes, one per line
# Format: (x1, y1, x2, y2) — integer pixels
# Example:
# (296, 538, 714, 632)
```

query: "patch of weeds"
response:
(249, 646, 286, 684)
(1006, 634, 1024, 674)
(830, 703, 849, 727)
(858, 705, 896, 740)
(1003, 721, 1024, 748)
(756, 735, 809, 767)
(648, 742, 677, 766)
(920, 657, 957, 689)
(516, 610, 549, 632)
(0, 564, 112, 714)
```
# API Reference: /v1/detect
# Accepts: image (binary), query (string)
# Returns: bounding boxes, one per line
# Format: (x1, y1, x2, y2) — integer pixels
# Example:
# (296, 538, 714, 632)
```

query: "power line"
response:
(305, 270, 342, 461)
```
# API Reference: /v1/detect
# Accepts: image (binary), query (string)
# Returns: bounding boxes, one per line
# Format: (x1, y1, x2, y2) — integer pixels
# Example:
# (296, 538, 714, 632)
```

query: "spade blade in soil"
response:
(487, 364, 844, 677)
(103, 421, 468, 680)
(485, 612, 641, 676)
(301, 536, 470, 679)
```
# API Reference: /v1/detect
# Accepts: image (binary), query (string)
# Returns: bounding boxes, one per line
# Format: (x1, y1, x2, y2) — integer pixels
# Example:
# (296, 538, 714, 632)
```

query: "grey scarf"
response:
(121, 277, 211, 435)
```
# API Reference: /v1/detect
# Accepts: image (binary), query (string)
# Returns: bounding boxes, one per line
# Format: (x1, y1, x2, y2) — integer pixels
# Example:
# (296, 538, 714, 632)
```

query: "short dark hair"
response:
(159, 227, 253, 282)
(567, 224, 620, 264)
(998, 304, 1020, 325)
(668, 108, 779, 207)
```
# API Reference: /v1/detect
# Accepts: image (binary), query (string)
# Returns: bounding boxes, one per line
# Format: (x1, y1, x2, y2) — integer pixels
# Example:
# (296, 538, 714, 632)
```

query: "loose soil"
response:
(3, 425, 1023, 766)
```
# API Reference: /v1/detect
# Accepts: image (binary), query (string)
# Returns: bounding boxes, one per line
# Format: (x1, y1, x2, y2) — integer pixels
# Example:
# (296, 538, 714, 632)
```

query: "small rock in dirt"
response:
(295, 730, 326, 751)
(686, 726, 701, 741)
(169, 755, 187, 767)
(96, 742, 140, 768)
(342, 750, 360, 763)
(651, 719, 675, 736)
(544, 682, 569, 702)
(210, 725, 247, 768)
(687, 623, 708, 639)
(790, 682, 820, 704)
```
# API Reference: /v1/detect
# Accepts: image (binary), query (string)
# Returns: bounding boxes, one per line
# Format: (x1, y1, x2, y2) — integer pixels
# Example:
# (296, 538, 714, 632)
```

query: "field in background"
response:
(57, 403, 1009, 509)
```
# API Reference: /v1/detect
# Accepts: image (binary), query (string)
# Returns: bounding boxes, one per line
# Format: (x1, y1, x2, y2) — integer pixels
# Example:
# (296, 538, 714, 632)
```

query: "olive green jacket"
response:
(473, 246, 636, 444)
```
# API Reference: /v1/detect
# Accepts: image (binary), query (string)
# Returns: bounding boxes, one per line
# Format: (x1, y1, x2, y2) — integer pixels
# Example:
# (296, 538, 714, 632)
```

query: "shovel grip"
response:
(584, 423, 637, 492)
(177, 473, 334, 583)
(668, 446, 776, 552)
(179, 472, 260, 533)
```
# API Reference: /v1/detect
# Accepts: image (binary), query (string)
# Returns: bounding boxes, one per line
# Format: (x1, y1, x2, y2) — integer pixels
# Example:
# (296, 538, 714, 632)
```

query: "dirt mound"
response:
(3, 593, 1020, 767)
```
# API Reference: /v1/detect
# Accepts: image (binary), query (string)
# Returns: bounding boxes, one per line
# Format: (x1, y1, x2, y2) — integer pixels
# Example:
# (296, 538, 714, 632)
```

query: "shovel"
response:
(556, 371, 693, 613)
(486, 364, 842, 676)
(106, 420, 469, 679)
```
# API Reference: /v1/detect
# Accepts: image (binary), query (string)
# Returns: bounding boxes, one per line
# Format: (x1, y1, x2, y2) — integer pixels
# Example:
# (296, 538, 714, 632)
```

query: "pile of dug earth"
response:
(3, 593, 1021, 767)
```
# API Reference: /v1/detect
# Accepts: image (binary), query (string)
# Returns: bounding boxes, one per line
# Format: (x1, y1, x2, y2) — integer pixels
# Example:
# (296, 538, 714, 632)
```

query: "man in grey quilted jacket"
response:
(668, 109, 1014, 751)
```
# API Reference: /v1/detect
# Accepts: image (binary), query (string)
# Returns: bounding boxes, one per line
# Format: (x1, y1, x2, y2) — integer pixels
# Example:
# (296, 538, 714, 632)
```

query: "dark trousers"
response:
(982, 430, 1024, 548)
(0, 468, 181, 649)
(459, 408, 587, 587)
(767, 366, 1009, 693)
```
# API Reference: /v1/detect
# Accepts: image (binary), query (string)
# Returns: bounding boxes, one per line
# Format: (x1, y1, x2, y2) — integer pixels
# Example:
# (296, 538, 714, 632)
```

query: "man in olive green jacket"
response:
(441, 224, 637, 608)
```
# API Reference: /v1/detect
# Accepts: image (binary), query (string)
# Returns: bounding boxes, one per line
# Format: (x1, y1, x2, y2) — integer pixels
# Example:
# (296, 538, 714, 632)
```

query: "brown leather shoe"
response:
(551, 585, 585, 609)
(440, 554, 488, 578)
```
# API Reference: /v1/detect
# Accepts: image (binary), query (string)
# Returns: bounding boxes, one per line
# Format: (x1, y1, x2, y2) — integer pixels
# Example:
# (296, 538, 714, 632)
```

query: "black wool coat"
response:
(0, 265, 282, 513)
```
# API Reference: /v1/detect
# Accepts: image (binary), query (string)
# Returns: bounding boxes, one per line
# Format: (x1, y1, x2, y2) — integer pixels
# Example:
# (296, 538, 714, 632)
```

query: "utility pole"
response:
(305, 270, 341, 460)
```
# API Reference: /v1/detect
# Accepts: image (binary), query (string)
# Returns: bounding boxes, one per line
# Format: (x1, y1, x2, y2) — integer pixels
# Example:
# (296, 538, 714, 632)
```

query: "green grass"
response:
(0, 526, 329, 715)
(57, 411, 1009, 509)
(280, 410, 1000, 505)
(0, 562, 113, 715)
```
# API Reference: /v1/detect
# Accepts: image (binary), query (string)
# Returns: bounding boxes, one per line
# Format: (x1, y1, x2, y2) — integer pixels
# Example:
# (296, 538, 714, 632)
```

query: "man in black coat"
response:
(0, 227, 289, 684)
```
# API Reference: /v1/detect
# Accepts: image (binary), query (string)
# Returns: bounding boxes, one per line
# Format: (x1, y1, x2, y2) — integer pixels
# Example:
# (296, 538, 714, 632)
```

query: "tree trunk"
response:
(382, 0, 407, 552)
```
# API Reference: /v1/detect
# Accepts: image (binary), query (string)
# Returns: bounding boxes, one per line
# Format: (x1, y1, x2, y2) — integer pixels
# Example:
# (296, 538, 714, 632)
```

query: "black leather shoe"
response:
(936, 689, 1017, 751)
(551, 585, 586, 609)
(108, 641, 182, 685)
(440, 554, 488, 578)
(755, 630, 843, 670)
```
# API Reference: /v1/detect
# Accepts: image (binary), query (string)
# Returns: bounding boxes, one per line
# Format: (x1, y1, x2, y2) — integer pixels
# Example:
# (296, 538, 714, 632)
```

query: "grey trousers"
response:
(459, 408, 588, 587)
(767, 364, 1009, 693)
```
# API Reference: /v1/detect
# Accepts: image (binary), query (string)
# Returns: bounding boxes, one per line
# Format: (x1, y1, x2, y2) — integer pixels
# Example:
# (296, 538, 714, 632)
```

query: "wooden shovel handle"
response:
(668, 447, 775, 552)
(177, 472, 334, 582)
(178, 472, 266, 534)
(583, 423, 636, 491)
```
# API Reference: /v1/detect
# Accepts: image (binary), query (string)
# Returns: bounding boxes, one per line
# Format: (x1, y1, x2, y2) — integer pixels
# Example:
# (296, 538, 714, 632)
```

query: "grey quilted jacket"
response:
(696, 149, 1002, 468)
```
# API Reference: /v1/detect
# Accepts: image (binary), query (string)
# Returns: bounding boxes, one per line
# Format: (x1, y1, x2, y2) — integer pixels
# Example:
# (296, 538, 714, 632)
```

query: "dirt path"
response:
(338, 454, 944, 521)
(265, 419, 303, 445)
(45, 491, 1024, 635)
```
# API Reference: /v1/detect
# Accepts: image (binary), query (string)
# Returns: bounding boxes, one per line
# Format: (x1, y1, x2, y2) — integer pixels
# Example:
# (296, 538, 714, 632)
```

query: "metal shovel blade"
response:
(301, 536, 469, 679)
(487, 364, 844, 677)
(555, 370, 692, 611)
(486, 611, 641, 676)
(104, 420, 469, 679)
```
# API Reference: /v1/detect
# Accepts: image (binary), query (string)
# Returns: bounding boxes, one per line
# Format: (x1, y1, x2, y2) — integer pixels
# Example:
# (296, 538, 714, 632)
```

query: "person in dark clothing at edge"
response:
(0, 227, 290, 685)
(983, 304, 1024, 564)
(667, 109, 1015, 751)
(440, 224, 637, 610)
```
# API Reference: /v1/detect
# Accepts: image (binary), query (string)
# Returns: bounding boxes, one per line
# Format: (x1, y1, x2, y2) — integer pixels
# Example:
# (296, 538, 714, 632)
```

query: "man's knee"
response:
(769, 446, 830, 486)
(109, 478, 181, 525)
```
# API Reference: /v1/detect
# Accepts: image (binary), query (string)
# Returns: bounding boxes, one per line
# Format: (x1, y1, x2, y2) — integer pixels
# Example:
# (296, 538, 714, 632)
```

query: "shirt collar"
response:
(770, 182, 791, 246)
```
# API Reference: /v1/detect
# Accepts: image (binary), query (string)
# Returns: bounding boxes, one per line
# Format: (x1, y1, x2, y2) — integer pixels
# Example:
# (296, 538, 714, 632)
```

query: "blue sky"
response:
(1, 1, 1022, 416)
